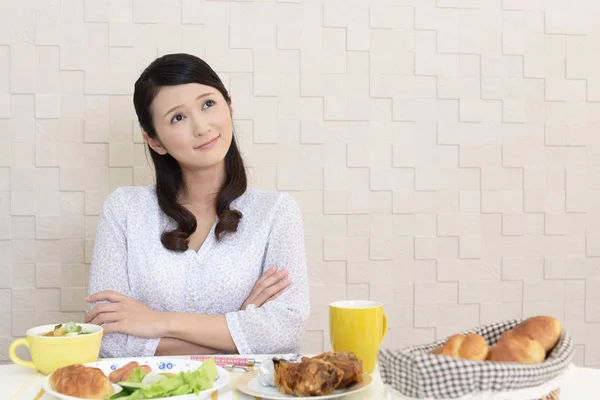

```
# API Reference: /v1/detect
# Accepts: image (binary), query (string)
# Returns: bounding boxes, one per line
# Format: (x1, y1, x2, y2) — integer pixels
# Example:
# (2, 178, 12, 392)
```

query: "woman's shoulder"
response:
(240, 187, 297, 206)
(238, 188, 301, 217)
(102, 185, 157, 213)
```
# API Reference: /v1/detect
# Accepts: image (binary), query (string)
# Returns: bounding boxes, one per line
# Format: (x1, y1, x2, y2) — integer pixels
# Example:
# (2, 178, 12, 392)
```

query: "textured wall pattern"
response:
(1, 0, 599, 367)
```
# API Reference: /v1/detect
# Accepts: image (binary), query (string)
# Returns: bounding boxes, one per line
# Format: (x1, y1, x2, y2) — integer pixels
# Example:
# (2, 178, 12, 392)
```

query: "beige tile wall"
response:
(1, 0, 599, 366)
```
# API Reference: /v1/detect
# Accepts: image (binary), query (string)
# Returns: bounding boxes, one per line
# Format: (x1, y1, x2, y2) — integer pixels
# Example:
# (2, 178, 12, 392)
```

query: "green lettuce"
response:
(110, 358, 218, 399)
(126, 368, 148, 383)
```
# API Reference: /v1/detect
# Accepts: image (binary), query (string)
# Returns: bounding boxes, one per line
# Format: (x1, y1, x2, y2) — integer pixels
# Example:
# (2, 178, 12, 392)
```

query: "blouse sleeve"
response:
(225, 193, 311, 354)
(87, 188, 160, 358)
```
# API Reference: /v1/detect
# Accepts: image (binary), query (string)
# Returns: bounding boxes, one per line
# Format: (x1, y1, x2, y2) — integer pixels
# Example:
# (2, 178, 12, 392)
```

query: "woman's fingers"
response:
(255, 269, 288, 294)
(245, 267, 273, 299)
(265, 291, 283, 304)
(260, 266, 277, 282)
(84, 302, 119, 323)
(102, 321, 125, 335)
(264, 277, 291, 299)
(253, 277, 291, 307)
(252, 266, 278, 291)
(85, 290, 126, 303)
(88, 311, 123, 326)
(242, 266, 292, 310)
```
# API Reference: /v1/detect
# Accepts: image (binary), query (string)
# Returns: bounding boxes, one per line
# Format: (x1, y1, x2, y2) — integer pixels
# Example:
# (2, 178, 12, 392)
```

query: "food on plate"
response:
(431, 334, 489, 361)
(109, 361, 152, 384)
(50, 364, 115, 399)
(431, 315, 562, 365)
(109, 357, 218, 399)
(310, 351, 363, 389)
(274, 357, 344, 397)
(487, 334, 546, 364)
(42, 322, 92, 337)
(48, 358, 219, 400)
(272, 351, 364, 396)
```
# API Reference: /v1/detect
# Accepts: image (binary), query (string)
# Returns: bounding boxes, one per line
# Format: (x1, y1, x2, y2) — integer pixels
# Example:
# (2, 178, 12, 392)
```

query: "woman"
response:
(85, 53, 310, 358)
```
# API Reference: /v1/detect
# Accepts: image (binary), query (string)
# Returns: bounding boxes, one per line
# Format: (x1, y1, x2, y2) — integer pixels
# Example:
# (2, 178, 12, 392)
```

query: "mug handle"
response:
(381, 312, 388, 341)
(9, 338, 36, 370)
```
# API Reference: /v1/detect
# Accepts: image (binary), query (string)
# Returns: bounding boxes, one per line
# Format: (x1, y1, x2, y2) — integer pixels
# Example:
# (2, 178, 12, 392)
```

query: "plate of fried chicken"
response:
(233, 351, 372, 399)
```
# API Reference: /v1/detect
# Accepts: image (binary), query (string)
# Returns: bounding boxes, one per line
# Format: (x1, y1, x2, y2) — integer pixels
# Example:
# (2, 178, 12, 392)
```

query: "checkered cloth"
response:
(378, 319, 574, 399)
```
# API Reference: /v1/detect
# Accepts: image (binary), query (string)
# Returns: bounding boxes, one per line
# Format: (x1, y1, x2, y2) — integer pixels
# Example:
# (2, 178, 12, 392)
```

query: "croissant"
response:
(50, 364, 114, 399)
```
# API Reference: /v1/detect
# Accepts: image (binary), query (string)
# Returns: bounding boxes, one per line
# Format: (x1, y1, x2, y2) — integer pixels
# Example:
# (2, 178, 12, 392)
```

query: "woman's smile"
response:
(194, 135, 220, 150)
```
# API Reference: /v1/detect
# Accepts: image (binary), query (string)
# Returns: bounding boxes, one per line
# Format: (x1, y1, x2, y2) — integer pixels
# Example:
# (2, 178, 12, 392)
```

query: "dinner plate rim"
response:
(41, 357, 230, 400)
(232, 369, 373, 400)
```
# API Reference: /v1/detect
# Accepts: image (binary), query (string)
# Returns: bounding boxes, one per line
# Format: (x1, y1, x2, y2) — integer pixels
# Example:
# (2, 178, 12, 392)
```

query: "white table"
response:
(1, 355, 599, 399)
(1, 355, 388, 400)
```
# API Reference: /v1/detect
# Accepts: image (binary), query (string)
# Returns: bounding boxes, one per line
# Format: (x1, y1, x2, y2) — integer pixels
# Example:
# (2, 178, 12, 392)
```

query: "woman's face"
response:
(144, 83, 233, 171)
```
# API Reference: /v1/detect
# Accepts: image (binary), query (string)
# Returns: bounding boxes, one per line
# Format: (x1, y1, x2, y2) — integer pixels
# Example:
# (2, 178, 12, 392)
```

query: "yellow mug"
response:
(329, 300, 388, 374)
(9, 323, 103, 375)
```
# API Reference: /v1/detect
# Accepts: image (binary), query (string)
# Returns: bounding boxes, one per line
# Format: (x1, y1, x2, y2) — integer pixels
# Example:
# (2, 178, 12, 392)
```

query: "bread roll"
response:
(430, 315, 563, 366)
(50, 364, 114, 399)
(512, 316, 562, 352)
(432, 334, 489, 361)
(487, 334, 546, 364)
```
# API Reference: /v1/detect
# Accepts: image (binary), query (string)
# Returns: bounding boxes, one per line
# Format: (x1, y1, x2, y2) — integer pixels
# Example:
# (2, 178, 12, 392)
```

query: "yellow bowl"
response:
(9, 323, 103, 375)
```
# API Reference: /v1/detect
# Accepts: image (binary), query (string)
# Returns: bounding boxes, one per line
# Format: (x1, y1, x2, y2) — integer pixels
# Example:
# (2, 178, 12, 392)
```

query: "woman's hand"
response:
(241, 266, 290, 310)
(84, 290, 165, 338)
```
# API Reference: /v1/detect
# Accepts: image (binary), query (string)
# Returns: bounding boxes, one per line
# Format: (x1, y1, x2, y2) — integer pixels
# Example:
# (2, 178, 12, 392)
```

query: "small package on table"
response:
(378, 316, 574, 400)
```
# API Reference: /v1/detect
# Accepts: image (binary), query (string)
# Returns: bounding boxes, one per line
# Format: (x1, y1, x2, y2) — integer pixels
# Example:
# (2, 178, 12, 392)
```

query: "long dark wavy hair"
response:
(133, 53, 247, 252)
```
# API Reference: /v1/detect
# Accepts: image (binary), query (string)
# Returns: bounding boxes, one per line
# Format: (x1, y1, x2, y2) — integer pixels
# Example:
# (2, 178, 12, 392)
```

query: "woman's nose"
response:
(191, 115, 210, 136)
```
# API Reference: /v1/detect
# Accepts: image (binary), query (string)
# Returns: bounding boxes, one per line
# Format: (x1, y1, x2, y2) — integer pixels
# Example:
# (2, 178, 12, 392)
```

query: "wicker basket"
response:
(378, 319, 574, 400)
(540, 389, 560, 400)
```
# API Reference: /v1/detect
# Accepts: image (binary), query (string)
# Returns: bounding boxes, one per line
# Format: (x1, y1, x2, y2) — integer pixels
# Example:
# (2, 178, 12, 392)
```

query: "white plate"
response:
(232, 370, 372, 400)
(42, 357, 230, 400)
(43, 380, 123, 400)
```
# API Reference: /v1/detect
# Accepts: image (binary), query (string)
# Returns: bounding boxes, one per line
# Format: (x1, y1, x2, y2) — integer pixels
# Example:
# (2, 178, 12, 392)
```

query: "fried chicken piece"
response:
(50, 364, 114, 399)
(273, 357, 344, 396)
(311, 352, 363, 389)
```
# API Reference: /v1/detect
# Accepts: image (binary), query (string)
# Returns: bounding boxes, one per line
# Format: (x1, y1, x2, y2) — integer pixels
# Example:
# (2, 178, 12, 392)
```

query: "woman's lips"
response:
(195, 135, 219, 150)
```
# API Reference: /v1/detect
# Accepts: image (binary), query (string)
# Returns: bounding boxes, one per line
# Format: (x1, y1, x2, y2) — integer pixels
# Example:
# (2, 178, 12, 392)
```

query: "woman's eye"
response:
(170, 114, 185, 124)
(202, 100, 215, 109)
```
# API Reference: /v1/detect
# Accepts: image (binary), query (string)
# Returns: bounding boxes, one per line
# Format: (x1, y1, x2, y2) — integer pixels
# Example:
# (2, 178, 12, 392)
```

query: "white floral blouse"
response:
(87, 185, 310, 358)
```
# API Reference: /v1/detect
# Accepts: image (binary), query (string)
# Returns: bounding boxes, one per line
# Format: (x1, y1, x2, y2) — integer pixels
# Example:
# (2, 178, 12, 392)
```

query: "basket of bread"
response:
(378, 316, 574, 400)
